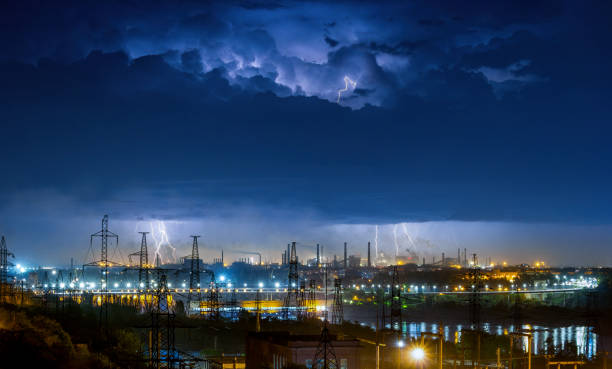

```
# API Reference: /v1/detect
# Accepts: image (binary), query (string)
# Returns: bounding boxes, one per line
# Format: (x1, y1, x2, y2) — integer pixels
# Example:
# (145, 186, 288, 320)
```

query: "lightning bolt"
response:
(374, 224, 379, 261)
(337, 76, 357, 103)
(393, 224, 399, 257)
(401, 223, 416, 249)
(149, 220, 177, 264)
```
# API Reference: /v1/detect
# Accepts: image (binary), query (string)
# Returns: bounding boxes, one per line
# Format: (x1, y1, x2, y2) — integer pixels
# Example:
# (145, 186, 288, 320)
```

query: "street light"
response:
(410, 347, 425, 361)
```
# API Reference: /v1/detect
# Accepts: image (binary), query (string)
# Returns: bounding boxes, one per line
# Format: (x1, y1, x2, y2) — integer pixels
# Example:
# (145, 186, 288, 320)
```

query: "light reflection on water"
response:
(362, 321, 598, 358)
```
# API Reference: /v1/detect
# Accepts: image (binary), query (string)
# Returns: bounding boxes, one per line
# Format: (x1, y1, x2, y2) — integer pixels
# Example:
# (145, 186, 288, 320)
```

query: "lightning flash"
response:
(337, 76, 357, 103)
(149, 220, 177, 264)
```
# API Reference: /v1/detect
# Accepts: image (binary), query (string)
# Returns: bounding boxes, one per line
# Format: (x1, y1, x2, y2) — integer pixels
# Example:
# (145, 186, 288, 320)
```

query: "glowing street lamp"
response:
(410, 347, 425, 361)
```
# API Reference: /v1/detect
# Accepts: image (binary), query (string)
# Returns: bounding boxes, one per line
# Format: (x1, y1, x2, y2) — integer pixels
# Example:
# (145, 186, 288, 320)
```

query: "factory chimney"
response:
(458, 248, 461, 265)
(442, 252, 445, 266)
(316, 243, 320, 266)
(367, 241, 371, 267)
(343, 242, 347, 269)
(464, 248, 467, 266)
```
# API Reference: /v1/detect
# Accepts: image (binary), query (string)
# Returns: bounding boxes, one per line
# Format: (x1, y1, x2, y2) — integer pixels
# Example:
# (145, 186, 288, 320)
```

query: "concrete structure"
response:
(246, 331, 362, 369)
(348, 255, 361, 269)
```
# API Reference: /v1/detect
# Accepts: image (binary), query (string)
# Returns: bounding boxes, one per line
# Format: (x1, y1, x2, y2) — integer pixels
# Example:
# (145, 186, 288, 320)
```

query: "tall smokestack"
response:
(442, 252, 445, 265)
(221, 249, 224, 266)
(464, 248, 467, 266)
(343, 242, 348, 269)
(316, 243, 320, 266)
(367, 241, 371, 267)
(458, 248, 461, 265)
(282, 251, 286, 265)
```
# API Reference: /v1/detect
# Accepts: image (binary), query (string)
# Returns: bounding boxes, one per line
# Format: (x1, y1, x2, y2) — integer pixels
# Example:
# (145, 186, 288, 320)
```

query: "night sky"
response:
(1, 0, 611, 266)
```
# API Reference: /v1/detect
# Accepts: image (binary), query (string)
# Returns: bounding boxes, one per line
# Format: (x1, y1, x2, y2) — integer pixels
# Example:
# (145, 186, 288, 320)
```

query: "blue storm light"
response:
(219, 275, 226, 282)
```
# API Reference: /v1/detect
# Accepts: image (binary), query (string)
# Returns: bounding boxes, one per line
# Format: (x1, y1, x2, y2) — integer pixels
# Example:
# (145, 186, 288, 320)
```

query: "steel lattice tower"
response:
(308, 279, 317, 319)
(469, 254, 483, 331)
(283, 241, 300, 319)
(230, 287, 239, 321)
(207, 272, 220, 319)
(584, 291, 600, 358)
(313, 321, 339, 369)
(331, 278, 343, 325)
(390, 266, 402, 332)
(512, 283, 522, 332)
(0, 236, 14, 302)
(188, 235, 201, 313)
(138, 232, 150, 292)
(150, 272, 177, 369)
(88, 215, 118, 330)
(468, 254, 483, 368)
(299, 280, 307, 319)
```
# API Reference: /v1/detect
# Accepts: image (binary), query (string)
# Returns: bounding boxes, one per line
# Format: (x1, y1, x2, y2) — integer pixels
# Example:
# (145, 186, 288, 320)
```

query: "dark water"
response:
(350, 318, 598, 359)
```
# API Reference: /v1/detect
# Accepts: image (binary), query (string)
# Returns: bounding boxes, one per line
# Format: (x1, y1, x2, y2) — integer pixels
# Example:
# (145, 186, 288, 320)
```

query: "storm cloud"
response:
(1, 0, 611, 265)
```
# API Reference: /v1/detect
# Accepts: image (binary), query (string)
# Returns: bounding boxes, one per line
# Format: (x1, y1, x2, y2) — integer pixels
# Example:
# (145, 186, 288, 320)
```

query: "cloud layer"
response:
(1, 0, 612, 264)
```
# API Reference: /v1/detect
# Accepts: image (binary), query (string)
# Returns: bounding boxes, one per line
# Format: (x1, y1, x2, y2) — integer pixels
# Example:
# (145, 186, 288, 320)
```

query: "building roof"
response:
(248, 331, 361, 348)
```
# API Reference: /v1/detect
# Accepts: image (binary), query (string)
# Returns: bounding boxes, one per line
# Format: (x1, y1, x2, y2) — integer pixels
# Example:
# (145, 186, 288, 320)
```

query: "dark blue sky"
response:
(1, 0, 611, 266)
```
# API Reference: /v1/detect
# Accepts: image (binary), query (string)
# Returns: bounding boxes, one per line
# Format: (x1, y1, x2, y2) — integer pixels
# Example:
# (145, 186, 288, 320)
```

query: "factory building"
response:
(246, 331, 362, 369)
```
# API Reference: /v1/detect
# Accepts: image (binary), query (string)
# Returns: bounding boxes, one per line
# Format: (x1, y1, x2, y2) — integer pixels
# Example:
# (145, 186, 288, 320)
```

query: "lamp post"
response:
(421, 327, 444, 369)
(410, 347, 426, 369)
(509, 331, 533, 369)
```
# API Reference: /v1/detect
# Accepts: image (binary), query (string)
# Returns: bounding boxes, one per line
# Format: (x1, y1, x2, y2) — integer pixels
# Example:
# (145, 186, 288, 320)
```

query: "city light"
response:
(410, 347, 425, 361)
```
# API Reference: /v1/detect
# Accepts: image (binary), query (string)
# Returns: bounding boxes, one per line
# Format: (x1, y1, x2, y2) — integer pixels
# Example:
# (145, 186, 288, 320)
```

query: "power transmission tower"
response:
(313, 321, 339, 369)
(188, 235, 201, 315)
(308, 279, 317, 319)
(331, 278, 343, 325)
(512, 284, 522, 332)
(150, 272, 177, 369)
(229, 287, 239, 321)
(138, 232, 150, 292)
(85, 215, 119, 331)
(469, 253, 483, 368)
(469, 254, 483, 331)
(207, 272, 220, 320)
(299, 280, 307, 320)
(390, 266, 402, 332)
(584, 291, 600, 359)
(0, 236, 14, 302)
(283, 241, 300, 320)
